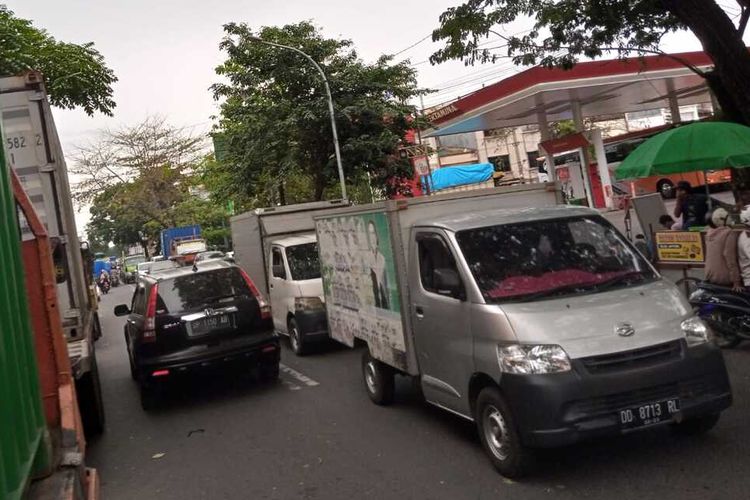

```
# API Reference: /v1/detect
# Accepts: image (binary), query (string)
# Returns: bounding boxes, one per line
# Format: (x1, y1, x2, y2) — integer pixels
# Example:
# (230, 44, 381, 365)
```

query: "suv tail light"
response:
(143, 283, 159, 342)
(238, 268, 272, 320)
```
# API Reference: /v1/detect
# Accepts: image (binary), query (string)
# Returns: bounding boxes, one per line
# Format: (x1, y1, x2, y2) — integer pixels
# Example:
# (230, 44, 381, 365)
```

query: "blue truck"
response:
(160, 225, 203, 258)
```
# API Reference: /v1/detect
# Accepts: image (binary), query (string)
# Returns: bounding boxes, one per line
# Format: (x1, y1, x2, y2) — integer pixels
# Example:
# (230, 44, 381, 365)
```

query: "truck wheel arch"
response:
(469, 372, 498, 418)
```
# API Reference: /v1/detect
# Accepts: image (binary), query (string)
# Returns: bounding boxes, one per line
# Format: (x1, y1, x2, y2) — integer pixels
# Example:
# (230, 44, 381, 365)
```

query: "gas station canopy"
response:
(424, 51, 717, 137)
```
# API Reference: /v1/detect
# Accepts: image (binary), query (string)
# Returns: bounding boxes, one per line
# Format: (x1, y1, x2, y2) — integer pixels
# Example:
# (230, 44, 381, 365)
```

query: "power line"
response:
(391, 33, 433, 57)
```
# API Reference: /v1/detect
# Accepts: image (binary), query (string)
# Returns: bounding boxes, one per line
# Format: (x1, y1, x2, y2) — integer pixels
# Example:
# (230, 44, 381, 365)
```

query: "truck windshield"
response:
(456, 216, 656, 303)
(286, 243, 321, 281)
(125, 255, 146, 267)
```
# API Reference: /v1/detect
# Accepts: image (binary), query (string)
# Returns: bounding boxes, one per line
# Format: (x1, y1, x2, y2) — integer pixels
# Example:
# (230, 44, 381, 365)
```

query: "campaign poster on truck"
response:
(316, 212, 406, 367)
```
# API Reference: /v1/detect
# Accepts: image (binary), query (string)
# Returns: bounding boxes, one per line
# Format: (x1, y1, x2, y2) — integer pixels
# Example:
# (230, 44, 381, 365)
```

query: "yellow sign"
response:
(654, 231, 705, 263)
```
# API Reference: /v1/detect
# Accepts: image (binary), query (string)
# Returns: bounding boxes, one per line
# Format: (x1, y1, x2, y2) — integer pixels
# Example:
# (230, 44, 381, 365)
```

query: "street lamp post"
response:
(248, 37, 347, 201)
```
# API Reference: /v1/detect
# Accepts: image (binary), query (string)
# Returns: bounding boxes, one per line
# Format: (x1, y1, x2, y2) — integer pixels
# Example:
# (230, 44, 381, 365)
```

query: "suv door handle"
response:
(415, 306, 424, 318)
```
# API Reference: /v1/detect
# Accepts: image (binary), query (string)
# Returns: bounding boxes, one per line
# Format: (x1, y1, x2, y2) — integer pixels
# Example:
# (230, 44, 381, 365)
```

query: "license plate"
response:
(619, 399, 680, 429)
(189, 314, 233, 336)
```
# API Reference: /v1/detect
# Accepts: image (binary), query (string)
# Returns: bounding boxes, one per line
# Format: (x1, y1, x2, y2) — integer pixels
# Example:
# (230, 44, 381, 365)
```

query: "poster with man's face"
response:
(317, 212, 406, 369)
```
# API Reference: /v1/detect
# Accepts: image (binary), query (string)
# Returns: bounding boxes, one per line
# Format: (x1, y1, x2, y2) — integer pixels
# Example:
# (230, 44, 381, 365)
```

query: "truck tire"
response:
(362, 351, 395, 405)
(475, 386, 533, 478)
(77, 355, 106, 437)
(288, 318, 307, 356)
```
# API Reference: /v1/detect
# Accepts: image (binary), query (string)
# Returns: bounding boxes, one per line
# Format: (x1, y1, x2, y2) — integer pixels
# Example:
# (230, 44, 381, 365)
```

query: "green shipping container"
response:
(0, 120, 51, 498)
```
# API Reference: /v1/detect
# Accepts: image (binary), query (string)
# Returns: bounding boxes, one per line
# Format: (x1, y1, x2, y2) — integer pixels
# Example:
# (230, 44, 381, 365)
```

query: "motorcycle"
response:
(689, 282, 750, 348)
(98, 276, 111, 295)
(110, 268, 121, 287)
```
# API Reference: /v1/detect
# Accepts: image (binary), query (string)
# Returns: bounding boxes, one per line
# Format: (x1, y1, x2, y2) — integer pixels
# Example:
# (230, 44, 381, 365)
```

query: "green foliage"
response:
(430, 0, 683, 68)
(0, 5, 116, 115)
(211, 21, 427, 204)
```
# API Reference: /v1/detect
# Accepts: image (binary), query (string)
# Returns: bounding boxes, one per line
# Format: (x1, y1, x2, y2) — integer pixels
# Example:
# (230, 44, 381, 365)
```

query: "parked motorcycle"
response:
(689, 282, 750, 348)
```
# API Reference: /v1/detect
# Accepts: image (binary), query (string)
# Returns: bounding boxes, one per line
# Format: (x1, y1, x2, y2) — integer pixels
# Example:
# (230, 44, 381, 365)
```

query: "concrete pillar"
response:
(666, 79, 681, 124)
(475, 131, 489, 163)
(571, 100, 596, 208)
(591, 129, 614, 209)
(536, 110, 555, 180)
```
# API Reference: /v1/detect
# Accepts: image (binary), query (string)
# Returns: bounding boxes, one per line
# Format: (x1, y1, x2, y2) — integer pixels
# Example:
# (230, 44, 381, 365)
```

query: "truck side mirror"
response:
(272, 264, 287, 280)
(114, 304, 131, 316)
(433, 268, 464, 300)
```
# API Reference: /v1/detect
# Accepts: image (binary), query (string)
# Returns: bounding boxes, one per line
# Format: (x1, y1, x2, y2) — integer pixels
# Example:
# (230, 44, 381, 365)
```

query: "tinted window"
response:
(132, 285, 147, 315)
(286, 243, 320, 281)
(456, 216, 655, 303)
(418, 235, 459, 294)
(157, 268, 251, 313)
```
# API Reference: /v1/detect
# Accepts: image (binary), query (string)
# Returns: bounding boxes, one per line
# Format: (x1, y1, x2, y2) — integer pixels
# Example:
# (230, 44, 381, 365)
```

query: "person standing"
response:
(704, 208, 742, 291)
(737, 206, 750, 289)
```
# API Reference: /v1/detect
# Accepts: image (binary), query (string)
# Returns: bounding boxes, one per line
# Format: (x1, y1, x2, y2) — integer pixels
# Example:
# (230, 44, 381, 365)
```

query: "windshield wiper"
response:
(592, 271, 652, 292)
(502, 282, 596, 303)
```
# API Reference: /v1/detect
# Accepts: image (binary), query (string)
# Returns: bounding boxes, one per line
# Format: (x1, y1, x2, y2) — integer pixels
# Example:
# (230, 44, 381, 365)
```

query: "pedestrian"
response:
(737, 205, 750, 289)
(704, 208, 742, 291)
(673, 181, 719, 230)
(658, 214, 682, 230)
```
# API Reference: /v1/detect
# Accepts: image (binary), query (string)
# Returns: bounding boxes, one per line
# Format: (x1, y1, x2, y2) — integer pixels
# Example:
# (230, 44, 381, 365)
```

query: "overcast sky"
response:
(8, 0, 732, 232)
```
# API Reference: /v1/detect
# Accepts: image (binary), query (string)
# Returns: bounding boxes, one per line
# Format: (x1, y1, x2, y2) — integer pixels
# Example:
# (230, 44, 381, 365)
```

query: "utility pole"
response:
(248, 37, 347, 201)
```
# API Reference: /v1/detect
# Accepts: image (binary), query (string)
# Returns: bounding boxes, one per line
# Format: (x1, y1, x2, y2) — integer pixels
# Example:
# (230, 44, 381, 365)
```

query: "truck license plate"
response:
(189, 314, 232, 336)
(619, 399, 680, 429)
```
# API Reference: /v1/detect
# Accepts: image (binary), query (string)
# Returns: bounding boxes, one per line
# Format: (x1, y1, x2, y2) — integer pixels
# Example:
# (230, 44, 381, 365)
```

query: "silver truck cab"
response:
(381, 206, 731, 476)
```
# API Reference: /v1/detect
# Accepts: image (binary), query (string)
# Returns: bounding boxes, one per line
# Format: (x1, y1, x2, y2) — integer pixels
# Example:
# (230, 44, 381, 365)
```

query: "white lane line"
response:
(281, 380, 302, 391)
(279, 364, 319, 387)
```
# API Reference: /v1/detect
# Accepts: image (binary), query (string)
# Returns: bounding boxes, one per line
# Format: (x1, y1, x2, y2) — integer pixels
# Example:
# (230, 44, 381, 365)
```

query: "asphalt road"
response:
(89, 283, 750, 500)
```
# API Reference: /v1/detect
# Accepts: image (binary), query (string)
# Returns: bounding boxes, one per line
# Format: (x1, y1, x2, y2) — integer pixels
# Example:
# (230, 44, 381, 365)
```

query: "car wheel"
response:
(139, 382, 159, 411)
(671, 413, 720, 436)
(657, 179, 675, 199)
(361, 351, 395, 405)
(260, 361, 280, 383)
(77, 355, 106, 436)
(288, 318, 307, 356)
(126, 333, 137, 381)
(475, 386, 533, 478)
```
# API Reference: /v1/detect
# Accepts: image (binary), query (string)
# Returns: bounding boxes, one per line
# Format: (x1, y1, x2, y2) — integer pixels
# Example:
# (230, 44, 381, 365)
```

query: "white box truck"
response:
(1, 71, 105, 435)
(230, 200, 348, 355)
(314, 183, 731, 477)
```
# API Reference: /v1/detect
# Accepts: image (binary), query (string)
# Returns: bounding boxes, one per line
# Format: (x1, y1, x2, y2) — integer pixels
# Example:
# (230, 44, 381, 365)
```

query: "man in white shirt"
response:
(738, 206, 750, 287)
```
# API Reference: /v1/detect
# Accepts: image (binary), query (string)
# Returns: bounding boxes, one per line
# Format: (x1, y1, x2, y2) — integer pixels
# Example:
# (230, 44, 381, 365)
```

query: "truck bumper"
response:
(499, 342, 732, 448)
(296, 309, 329, 341)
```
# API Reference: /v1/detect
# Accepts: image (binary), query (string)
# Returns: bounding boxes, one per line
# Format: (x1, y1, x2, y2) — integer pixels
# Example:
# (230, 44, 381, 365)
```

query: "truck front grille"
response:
(580, 340, 683, 374)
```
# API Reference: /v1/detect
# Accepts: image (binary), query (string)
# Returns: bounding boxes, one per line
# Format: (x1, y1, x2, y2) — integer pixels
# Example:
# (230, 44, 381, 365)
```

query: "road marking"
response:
(281, 380, 302, 391)
(279, 364, 319, 387)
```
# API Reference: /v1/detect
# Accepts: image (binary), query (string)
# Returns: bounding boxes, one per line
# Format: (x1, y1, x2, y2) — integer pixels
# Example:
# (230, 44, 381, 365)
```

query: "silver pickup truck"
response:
(315, 184, 732, 477)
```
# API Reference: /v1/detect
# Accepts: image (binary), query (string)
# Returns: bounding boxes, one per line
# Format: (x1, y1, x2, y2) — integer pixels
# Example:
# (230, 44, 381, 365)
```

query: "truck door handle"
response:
(270, 284, 274, 289)
(415, 306, 424, 318)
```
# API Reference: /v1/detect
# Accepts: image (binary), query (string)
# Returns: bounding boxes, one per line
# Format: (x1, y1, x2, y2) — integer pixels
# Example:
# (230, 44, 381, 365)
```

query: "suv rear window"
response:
(157, 268, 252, 313)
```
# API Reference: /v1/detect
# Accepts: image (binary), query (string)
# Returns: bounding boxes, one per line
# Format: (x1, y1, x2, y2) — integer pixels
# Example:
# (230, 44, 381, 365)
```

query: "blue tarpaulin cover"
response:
(422, 163, 494, 191)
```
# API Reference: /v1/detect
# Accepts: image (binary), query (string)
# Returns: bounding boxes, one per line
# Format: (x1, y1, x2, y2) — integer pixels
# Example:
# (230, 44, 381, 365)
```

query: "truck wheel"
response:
(475, 386, 533, 478)
(671, 413, 720, 436)
(361, 351, 395, 405)
(77, 355, 106, 436)
(288, 318, 307, 356)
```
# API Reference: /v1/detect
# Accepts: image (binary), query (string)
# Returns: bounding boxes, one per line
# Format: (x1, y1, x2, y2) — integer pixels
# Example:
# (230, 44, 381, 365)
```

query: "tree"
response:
(211, 21, 426, 204)
(431, 1, 750, 126)
(0, 5, 116, 115)
(73, 117, 208, 246)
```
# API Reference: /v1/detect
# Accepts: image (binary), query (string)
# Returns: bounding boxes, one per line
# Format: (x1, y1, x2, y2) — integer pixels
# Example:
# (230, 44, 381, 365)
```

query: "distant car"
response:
(114, 260, 279, 409)
(194, 250, 225, 263)
(123, 254, 147, 283)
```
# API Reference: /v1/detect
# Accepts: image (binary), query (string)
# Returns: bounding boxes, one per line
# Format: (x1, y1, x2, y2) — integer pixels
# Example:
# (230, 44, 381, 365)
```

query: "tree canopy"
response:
(431, 1, 750, 126)
(0, 5, 116, 115)
(211, 21, 426, 205)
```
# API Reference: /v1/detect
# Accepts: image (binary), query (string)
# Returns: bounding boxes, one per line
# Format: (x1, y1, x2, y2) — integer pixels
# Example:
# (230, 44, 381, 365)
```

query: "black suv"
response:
(114, 260, 279, 409)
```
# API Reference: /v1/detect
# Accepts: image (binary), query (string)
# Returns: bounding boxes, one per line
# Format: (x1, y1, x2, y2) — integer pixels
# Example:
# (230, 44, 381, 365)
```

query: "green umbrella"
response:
(614, 121, 750, 181)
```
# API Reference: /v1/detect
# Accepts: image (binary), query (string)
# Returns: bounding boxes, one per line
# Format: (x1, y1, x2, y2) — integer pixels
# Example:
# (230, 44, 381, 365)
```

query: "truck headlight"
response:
(295, 296, 325, 312)
(497, 344, 571, 374)
(681, 317, 709, 347)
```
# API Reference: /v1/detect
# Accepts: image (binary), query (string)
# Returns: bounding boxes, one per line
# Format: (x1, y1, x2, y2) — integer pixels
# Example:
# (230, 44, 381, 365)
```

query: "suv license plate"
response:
(189, 314, 233, 336)
(619, 398, 680, 429)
